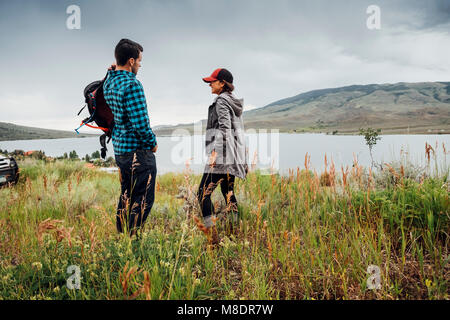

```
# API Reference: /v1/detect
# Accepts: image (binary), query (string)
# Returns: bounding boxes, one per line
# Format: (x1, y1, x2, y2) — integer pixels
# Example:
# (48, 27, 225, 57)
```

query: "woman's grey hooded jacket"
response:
(204, 92, 248, 179)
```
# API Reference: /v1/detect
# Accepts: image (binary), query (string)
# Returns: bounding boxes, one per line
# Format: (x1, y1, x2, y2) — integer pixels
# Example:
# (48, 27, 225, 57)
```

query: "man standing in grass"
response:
(103, 39, 158, 236)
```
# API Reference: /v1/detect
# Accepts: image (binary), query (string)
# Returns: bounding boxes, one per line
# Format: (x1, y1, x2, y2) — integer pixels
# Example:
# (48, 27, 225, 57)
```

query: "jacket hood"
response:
(217, 92, 244, 117)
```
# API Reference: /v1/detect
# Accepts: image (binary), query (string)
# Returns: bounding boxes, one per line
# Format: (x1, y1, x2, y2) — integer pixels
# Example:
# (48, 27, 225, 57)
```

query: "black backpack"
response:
(75, 72, 114, 159)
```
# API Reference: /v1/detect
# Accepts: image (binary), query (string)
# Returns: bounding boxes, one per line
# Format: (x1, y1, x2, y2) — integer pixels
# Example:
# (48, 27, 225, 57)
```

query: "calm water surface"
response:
(0, 134, 448, 175)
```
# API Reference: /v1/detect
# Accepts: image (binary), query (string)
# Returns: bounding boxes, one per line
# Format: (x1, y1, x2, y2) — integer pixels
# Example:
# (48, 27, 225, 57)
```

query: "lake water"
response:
(0, 133, 448, 175)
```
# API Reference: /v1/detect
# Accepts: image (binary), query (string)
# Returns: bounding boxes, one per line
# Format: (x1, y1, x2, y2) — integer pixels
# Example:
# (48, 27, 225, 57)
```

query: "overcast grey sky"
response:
(0, 0, 449, 132)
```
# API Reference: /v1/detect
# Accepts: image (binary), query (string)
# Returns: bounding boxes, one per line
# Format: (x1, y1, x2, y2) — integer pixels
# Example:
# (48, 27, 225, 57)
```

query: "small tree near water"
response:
(91, 150, 101, 159)
(359, 127, 381, 168)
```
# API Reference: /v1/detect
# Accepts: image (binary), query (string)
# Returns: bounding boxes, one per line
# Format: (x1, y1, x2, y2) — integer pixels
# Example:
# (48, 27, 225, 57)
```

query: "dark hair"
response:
(221, 80, 235, 93)
(114, 39, 143, 66)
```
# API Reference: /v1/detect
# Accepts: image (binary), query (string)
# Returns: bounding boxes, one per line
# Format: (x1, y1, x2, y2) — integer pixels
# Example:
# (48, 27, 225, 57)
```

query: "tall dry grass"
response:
(0, 144, 448, 300)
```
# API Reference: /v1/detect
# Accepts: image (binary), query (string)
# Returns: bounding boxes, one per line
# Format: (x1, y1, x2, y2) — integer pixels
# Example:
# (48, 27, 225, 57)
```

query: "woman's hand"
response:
(208, 150, 217, 168)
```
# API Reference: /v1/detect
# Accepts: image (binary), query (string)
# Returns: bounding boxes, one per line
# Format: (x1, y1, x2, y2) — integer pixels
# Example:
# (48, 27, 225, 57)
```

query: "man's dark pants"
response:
(115, 149, 157, 234)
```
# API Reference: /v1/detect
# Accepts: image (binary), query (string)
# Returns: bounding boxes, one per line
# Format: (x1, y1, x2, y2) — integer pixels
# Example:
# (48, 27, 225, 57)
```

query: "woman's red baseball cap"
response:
(202, 68, 233, 84)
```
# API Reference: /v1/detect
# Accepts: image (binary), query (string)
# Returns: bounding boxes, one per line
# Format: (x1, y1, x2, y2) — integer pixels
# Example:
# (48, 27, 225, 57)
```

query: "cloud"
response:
(384, 0, 450, 30)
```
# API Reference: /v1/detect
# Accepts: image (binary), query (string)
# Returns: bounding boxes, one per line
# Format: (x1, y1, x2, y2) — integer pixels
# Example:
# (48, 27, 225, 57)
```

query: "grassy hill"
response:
(0, 122, 97, 141)
(155, 81, 450, 135)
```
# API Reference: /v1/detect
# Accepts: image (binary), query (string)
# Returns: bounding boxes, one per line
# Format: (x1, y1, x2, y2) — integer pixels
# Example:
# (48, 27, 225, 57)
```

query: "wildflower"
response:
(220, 239, 228, 249)
(53, 286, 60, 293)
(31, 262, 43, 271)
(193, 278, 201, 286)
(425, 279, 432, 288)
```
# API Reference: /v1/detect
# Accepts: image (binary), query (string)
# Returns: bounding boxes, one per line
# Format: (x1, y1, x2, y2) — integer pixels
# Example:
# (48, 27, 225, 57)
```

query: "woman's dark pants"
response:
(197, 173, 238, 222)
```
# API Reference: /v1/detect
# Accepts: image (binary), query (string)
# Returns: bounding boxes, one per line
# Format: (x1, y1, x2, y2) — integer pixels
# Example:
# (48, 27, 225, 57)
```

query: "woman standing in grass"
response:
(197, 68, 248, 244)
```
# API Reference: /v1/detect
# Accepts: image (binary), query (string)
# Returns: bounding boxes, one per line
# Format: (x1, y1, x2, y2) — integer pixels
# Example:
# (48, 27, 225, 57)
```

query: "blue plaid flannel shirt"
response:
(103, 70, 157, 155)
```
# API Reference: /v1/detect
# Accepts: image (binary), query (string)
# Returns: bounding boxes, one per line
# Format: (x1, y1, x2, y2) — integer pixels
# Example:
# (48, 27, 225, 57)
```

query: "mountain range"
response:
(155, 81, 450, 135)
(0, 122, 96, 141)
(1, 81, 449, 141)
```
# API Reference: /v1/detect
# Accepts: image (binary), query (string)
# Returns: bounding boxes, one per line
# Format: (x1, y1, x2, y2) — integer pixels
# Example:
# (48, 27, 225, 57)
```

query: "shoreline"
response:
(1, 129, 449, 142)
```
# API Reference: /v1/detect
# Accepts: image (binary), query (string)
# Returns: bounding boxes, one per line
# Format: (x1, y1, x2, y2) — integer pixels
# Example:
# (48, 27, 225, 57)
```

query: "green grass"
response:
(0, 156, 448, 300)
